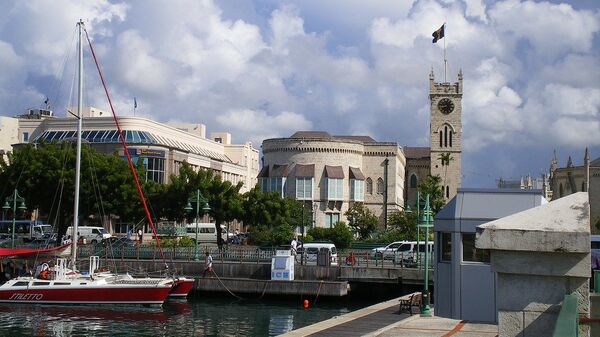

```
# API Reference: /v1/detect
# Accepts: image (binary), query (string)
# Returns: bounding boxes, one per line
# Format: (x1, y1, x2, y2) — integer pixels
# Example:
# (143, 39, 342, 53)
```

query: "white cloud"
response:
(489, 0, 599, 58)
(464, 0, 488, 23)
(215, 109, 312, 144)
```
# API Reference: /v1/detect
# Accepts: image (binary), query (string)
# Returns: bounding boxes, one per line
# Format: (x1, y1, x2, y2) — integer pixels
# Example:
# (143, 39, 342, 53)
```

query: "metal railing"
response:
(552, 293, 579, 337)
(78, 245, 434, 270)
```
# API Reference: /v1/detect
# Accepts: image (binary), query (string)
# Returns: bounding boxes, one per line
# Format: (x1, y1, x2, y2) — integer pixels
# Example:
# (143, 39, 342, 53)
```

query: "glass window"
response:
(296, 177, 313, 200)
(410, 174, 418, 188)
(440, 232, 451, 262)
(146, 158, 165, 183)
(325, 213, 340, 228)
(366, 178, 373, 194)
(22, 132, 29, 142)
(327, 178, 343, 200)
(462, 233, 490, 263)
(350, 179, 364, 201)
(377, 178, 384, 194)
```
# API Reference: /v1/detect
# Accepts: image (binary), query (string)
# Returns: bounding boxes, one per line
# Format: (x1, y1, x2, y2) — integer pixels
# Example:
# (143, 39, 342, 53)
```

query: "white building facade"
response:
(13, 107, 259, 192)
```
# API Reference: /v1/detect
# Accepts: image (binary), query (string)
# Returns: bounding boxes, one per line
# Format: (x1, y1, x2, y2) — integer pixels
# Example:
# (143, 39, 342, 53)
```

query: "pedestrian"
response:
(203, 251, 213, 277)
(137, 228, 143, 244)
(127, 228, 132, 239)
(291, 236, 298, 262)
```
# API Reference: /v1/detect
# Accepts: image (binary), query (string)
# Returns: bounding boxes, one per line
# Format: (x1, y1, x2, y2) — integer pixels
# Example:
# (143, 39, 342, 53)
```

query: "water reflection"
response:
(0, 296, 360, 337)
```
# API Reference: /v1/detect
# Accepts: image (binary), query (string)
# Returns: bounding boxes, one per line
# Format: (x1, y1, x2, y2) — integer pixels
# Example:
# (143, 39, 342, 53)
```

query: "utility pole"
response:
(383, 158, 389, 229)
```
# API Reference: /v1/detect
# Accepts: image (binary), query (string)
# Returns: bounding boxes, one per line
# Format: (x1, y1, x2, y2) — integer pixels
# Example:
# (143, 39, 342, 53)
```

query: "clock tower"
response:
(429, 69, 462, 201)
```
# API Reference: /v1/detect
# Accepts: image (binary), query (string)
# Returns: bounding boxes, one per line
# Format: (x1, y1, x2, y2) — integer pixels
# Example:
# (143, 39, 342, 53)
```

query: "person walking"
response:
(203, 251, 213, 277)
(291, 237, 298, 263)
(137, 228, 143, 244)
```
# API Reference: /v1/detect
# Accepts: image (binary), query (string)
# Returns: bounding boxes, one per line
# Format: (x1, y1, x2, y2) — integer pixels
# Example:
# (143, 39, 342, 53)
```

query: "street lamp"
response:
(184, 189, 210, 261)
(2, 189, 27, 248)
(418, 194, 434, 317)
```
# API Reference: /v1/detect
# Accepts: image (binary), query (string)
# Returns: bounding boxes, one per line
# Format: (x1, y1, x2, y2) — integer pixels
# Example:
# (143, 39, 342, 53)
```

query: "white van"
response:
(184, 223, 227, 243)
(393, 241, 434, 266)
(67, 226, 111, 244)
(300, 243, 338, 266)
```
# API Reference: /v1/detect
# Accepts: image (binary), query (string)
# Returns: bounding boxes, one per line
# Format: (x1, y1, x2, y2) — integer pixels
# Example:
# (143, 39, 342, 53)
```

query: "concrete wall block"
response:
(496, 273, 588, 312)
(492, 250, 590, 278)
(522, 310, 558, 337)
(498, 311, 524, 337)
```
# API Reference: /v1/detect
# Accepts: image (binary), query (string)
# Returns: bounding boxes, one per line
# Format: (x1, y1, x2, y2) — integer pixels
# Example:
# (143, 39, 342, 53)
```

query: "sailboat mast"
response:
(71, 20, 84, 267)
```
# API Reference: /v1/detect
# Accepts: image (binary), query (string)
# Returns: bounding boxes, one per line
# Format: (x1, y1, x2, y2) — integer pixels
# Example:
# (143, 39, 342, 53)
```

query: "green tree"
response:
(344, 203, 378, 240)
(386, 210, 418, 240)
(438, 152, 454, 195)
(417, 175, 445, 214)
(306, 222, 353, 249)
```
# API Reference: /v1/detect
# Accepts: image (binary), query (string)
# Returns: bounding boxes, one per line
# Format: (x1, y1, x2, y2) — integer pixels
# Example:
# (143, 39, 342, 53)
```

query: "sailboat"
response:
(0, 20, 178, 305)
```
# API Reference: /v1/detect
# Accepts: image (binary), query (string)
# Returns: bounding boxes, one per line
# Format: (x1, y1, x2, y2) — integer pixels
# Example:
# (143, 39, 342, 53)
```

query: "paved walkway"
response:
(280, 298, 498, 337)
(367, 315, 498, 337)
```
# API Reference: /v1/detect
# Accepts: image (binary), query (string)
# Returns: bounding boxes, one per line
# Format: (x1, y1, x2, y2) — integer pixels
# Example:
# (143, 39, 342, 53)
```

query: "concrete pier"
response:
(196, 277, 348, 297)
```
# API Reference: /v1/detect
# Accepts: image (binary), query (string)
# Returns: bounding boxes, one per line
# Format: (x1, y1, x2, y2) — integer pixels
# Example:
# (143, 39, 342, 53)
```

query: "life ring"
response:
(346, 254, 356, 266)
(94, 267, 109, 273)
(40, 269, 49, 280)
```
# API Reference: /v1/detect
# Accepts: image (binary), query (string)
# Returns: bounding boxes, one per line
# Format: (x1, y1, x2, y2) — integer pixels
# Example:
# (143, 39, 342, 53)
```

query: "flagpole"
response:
(443, 23, 447, 83)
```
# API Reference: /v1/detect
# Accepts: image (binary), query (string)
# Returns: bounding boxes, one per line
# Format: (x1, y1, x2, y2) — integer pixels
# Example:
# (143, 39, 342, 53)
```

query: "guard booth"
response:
(434, 188, 546, 323)
(271, 249, 294, 280)
(317, 247, 331, 266)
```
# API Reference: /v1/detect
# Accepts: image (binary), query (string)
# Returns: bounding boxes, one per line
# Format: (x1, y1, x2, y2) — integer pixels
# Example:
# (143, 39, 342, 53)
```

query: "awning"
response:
(257, 166, 269, 178)
(271, 164, 289, 177)
(324, 165, 344, 179)
(295, 164, 315, 177)
(349, 167, 365, 180)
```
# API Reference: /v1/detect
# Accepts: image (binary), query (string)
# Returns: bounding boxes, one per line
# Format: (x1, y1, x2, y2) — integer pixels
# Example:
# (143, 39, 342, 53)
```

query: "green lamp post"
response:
(418, 194, 433, 317)
(184, 189, 210, 261)
(2, 189, 27, 248)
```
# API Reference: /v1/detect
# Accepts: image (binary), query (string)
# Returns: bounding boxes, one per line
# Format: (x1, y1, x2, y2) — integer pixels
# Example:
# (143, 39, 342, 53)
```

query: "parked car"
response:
(299, 243, 338, 266)
(98, 237, 136, 249)
(370, 241, 411, 260)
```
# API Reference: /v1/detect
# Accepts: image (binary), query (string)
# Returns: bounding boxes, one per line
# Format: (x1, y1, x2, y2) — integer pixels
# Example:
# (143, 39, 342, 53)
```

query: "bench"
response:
(398, 292, 422, 315)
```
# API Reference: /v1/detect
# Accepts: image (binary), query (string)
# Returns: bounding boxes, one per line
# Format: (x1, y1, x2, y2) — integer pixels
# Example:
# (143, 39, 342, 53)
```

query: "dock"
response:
(280, 297, 498, 337)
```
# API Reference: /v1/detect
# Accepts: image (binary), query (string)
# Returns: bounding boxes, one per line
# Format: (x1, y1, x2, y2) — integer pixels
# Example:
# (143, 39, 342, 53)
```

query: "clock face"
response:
(437, 98, 455, 114)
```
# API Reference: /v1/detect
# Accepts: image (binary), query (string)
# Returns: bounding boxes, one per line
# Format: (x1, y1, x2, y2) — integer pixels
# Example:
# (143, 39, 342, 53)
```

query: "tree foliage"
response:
(344, 203, 378, 240)
(386, 210, 418, 240)
(417, 175, 445, 214)
(307, 221, 354, 249)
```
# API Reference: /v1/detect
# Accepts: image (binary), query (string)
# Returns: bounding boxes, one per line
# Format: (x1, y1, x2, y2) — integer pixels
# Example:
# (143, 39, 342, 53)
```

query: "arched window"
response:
(449, 130, 453, 147)
(439, 131, 443, 148)
(410, 174, 418, 188)
(444, 126, 448, 147)
(366, 178, 373, 195)
(446, 186, 450, 198)
(559, 183, 563, 198)
(377, 178, 384, 194)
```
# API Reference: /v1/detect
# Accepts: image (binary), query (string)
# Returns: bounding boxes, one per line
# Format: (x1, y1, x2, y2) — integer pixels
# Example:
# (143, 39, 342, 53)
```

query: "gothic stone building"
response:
(260, 71, 463, 229)
(549, 148, 600, 230)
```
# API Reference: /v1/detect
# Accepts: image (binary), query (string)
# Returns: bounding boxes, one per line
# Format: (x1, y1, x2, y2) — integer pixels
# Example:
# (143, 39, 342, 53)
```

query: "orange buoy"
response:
(303, 299, 309, 308)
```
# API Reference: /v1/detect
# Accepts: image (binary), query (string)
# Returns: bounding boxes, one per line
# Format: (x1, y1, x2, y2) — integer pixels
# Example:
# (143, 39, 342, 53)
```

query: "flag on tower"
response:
(432, 24, 445, 43)
(134, 97, 137, 109)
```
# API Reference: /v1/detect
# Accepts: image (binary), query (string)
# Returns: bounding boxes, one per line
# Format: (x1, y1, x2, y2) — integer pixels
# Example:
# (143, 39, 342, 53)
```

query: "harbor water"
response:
(0, 293, 391, 337)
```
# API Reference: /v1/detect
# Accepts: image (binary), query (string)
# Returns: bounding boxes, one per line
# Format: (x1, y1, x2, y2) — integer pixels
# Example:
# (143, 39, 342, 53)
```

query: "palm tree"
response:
(438, 152, 454, 198)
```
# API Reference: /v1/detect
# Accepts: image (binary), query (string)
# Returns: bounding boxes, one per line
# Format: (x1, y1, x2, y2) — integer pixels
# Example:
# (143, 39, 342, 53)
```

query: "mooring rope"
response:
(210, 270, 244, 300)
(314, 280, 324, 305)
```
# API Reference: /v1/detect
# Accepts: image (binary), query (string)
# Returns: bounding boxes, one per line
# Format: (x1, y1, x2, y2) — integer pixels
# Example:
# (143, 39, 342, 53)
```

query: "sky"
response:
(0, 0, 598, 188)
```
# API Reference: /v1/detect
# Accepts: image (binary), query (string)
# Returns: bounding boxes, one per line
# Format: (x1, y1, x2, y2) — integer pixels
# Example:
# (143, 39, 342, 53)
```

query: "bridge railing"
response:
(77, 245, 434, 269)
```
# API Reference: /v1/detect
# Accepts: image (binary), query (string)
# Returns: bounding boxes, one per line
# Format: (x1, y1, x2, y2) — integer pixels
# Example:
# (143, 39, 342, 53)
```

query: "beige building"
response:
(260, 71, 464, 229)
(261, 132, 405, 228)
(549, 148, 600, 229)
(13, 107, 259, 192)
(0, 116, 19, 163)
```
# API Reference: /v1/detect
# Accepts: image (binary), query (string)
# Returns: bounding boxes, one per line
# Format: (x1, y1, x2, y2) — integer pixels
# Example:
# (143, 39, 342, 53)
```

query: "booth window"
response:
(440, 232, 451, 262)
(462, 233, 490, 263)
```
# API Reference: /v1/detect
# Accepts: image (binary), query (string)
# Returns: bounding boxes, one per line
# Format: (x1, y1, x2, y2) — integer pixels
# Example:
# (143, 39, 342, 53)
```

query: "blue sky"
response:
(0, 0, 598, 187)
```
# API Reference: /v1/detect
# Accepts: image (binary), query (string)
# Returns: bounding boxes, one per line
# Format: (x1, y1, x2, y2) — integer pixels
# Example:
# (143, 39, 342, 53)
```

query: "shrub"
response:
(306, 222, 354, 249)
